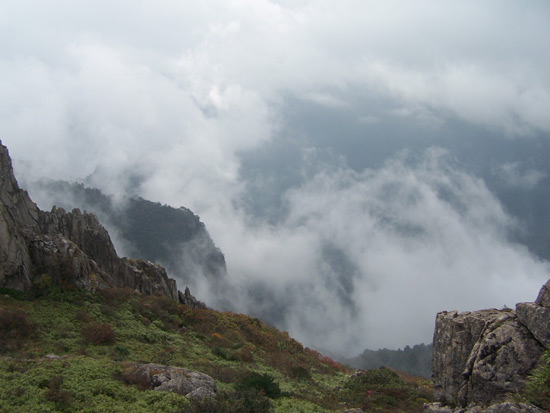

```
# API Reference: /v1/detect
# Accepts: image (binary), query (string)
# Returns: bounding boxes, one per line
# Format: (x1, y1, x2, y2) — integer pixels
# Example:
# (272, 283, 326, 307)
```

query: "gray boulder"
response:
(431, 279, 550, 408)
(483, 402, 545, 412)
(423, 402, 544, 412)
(123, 363, 217, 399)
(516, 302, 550, 348)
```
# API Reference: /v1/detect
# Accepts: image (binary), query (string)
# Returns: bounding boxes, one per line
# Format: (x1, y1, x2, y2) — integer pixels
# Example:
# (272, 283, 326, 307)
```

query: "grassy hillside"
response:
(0, 286, 433, 412)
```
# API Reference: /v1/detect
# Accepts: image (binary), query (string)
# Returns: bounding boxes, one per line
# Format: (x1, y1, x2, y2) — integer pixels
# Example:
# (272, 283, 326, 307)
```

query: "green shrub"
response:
(43, 375, 72, 409)
(523, 348, 550, 409)
(237, 372, 281, 399)
(0, 288, 27, 300)
(334, 367, 432, 411)
(290, 365, 312, 381)
(187, 390, 272, 413)
(114, 345, 130, 358)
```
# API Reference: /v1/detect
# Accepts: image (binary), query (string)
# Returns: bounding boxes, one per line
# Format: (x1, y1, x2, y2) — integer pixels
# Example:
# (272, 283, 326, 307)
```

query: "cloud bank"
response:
(204, 149, 549, 353)
(2, 0, 549, 353)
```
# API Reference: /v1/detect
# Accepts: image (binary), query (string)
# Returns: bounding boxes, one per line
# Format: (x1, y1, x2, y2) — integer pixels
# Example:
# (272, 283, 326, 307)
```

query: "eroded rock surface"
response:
(430, 279, 550, 410)
(423, 402, 544, 413)
(178, 286, 206, 309)
(0, 140, 198, 304)
(0, 143, 40, 290)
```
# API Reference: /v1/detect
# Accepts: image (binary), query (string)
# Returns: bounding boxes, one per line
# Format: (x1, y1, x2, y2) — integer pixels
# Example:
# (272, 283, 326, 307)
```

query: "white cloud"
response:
(300, 91, 350, 108)
(1, 0, 549, 354)
(200, 149, 549, 353)
(493, 162, 546, 189)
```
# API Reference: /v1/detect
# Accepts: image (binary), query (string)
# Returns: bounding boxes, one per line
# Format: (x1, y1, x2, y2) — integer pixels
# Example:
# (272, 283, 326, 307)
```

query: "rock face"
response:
(122, 363, 217, 399)
(28, 179, 227, 286)
(430, 279, 550, 410)
(423, 402, 544, 413)
(0, 140, 203, 307)
(178, 286, 206, 309)
(0, 143, 40, 290)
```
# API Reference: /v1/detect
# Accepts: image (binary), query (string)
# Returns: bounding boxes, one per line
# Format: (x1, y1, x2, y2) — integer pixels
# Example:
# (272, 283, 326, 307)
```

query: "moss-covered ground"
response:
(0, 286, 434, 412)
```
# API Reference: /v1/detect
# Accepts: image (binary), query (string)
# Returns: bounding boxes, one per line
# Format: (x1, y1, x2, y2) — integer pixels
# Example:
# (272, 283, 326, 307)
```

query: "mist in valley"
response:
(2, 0, 550, 357)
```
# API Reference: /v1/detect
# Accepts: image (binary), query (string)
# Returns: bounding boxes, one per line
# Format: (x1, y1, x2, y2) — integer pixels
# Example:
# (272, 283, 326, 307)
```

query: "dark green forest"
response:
(346, 344, 432, 378)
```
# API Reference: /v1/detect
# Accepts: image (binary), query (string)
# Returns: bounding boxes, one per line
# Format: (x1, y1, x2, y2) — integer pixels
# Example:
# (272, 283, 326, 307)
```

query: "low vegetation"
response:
(523, 348, 550, 410)
(0, 285, 434, 411)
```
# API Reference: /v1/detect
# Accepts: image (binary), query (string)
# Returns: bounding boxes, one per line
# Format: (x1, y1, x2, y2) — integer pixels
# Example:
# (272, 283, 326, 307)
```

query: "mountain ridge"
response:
(22, 178, 227, 289)
(0, 140, 203, 308)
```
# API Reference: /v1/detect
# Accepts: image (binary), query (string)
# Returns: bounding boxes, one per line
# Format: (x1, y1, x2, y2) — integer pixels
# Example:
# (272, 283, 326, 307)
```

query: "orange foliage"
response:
(305, 348, 350, 373)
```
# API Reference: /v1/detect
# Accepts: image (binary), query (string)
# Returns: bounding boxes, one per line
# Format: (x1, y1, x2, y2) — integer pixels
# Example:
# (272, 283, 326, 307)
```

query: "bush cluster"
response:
(43, 375, 72, 409)
(237, 372, 281, 399)
(0, 309, 35, 350)
(81, 323, 115, 345)
(187, 389, 272, 413)
(332, 367, 433, 412)
(118, 365, 151, 391)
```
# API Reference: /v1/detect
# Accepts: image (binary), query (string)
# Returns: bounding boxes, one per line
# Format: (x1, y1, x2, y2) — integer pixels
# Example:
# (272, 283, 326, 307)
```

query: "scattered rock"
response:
(423, 402, 461, 412)
(44, 354, 64, 360)
(483, 402, 545, 412)
(123, 363, 217, 399)
(423, 401, 544, 412)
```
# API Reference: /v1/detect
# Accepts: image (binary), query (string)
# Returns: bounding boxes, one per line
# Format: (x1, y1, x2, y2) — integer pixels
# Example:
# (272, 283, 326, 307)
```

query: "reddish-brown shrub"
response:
(0, 309, 35, 350)
(75, 310, 92, 323)
(43, 375, 71, 406)
(81, 323, 115, 345)
(233, 346, 254, 363)
(117, 365, 151, 391)
(135, 294, 181, 330)
(305, 348, 350, 373)
(97, 288, 134, 306)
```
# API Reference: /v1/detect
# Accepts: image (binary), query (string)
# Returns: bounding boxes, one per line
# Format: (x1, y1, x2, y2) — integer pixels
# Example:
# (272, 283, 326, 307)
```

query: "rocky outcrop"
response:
(122, 363, 217, 399)
(178, 286, 206, 309)
(423, 402, 544, 413)
(29, 179, 228, 285)
(428, 279, 550, 411)
(0, 143, 40, 290)
(38, 206, 120, 277)
(516, 279, 550, 348)
(0, 140, 200, 305)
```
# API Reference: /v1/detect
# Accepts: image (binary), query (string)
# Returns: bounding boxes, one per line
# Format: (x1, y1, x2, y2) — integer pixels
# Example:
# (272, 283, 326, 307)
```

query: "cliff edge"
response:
(426, 279, 550, 412)
(0, 140, 204, 308)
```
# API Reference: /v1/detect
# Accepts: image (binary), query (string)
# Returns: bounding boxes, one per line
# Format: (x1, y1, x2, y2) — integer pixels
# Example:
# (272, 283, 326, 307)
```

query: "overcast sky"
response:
(2, 0, 550, 354)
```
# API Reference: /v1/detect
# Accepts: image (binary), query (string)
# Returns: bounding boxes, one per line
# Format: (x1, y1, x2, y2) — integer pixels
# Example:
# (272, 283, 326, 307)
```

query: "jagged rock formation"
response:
(0, 143, 40, 291)
(0, 141, 204, 307)
(26, 179, 227, 285)
(178, 286, 206, 309)
(426, 279, 550, 411)
(122, 363, 217, 399)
